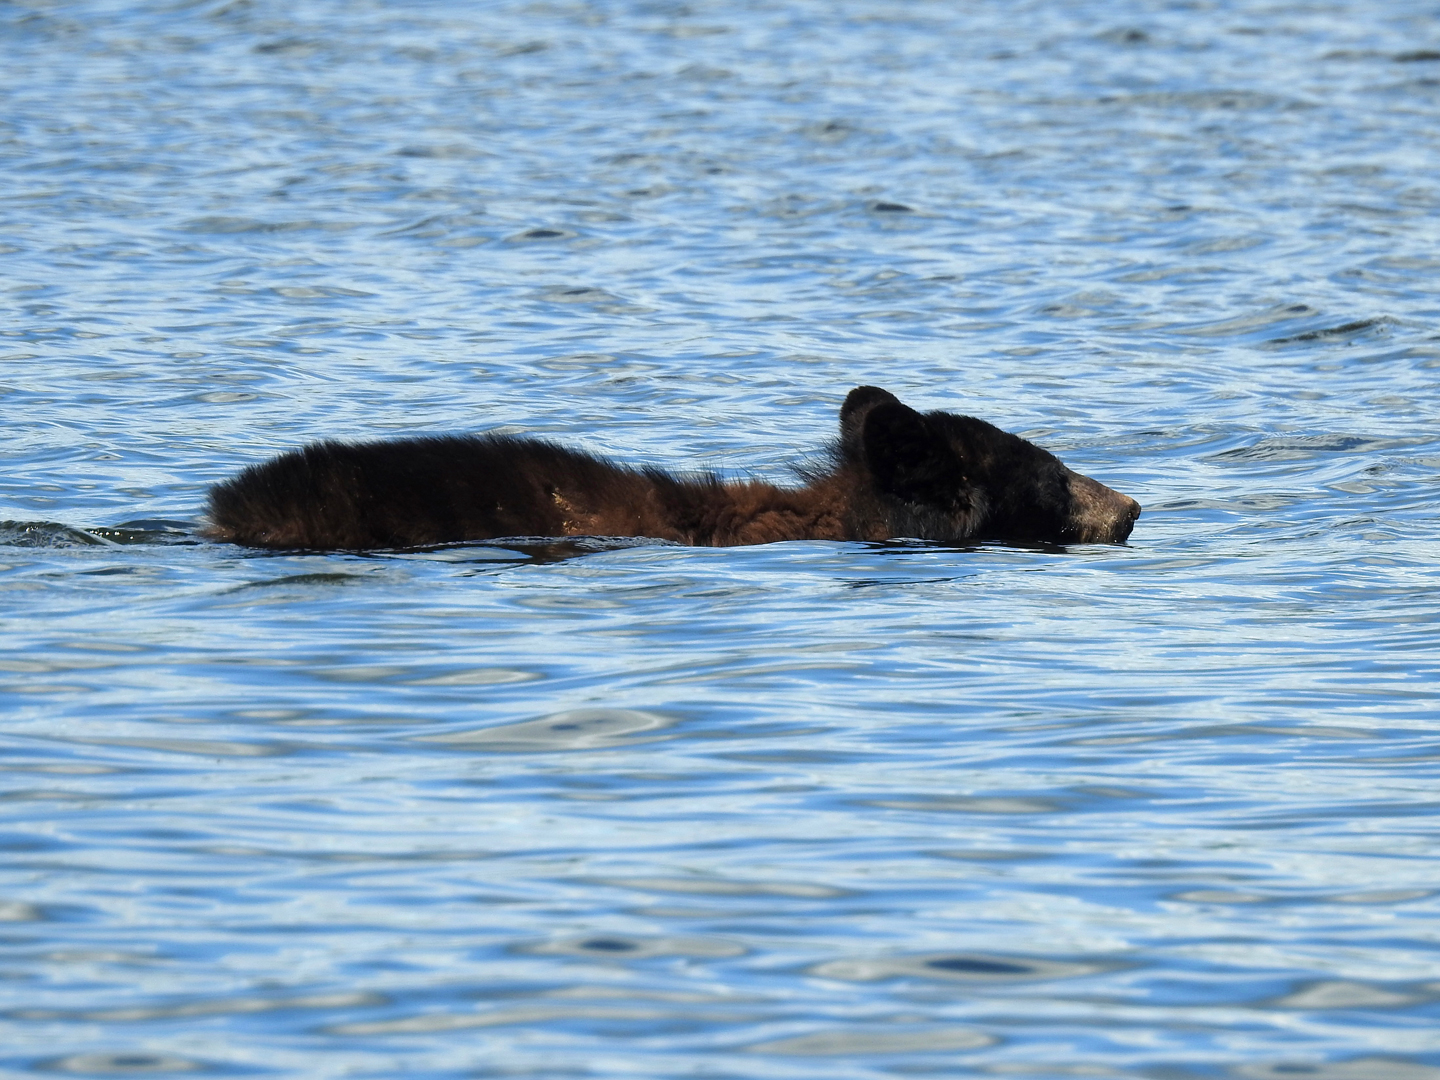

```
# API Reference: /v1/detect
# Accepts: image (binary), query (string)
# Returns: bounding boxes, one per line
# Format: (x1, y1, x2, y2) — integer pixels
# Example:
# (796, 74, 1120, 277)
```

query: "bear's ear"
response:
(839, 386, 903, 454)
(861, 401, 960, 506)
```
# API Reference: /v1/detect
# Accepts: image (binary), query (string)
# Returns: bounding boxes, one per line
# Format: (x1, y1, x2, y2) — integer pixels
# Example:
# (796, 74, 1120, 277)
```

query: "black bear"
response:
(205, 386, 1140, 550)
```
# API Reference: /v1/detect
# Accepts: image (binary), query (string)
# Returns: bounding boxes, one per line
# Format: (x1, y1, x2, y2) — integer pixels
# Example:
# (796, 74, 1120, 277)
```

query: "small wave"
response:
(0, 520, 199, 548)
(91, 520, 200, 545)
(1096, 88, 1301, 111)
(0, 521, 110, 548)
(1211, 435, 1390, 462)
(422, 708, 674, 752)
(1172, 303, 1318, 339)
(507, 226, 575, 242)
(41, 1052, 202, 1075)
(1268, 317, 1392, 344)
(810, 952, 1109, 984)
(749, 1027, 993, 1055)
(461, 535, 679, 563)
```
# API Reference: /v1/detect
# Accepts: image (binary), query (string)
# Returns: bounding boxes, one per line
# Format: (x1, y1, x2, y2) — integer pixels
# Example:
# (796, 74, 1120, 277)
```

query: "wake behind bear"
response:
(205, 386, 1140, 550)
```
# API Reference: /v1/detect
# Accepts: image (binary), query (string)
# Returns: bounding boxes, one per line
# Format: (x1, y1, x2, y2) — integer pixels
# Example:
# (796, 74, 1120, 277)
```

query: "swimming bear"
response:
(204, 386, 1140, 550)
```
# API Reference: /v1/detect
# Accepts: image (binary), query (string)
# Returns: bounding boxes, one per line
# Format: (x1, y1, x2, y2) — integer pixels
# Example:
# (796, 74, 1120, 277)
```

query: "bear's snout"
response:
(1066, 470, 1141, 544)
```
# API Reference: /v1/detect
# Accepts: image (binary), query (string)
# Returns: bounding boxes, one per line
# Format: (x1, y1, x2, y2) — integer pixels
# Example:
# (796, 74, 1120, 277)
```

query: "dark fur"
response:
(205, 387, 1140, 550)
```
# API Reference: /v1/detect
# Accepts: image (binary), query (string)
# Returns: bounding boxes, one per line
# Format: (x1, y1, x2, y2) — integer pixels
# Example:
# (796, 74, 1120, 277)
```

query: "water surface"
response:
(3, 1, 1440, 1077)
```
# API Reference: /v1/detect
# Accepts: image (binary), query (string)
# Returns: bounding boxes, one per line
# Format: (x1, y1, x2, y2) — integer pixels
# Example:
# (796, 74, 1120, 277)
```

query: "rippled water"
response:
(4, 1, 1440, 1077)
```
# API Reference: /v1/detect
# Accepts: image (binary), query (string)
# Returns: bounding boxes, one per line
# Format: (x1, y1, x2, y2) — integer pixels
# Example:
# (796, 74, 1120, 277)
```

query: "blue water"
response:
(4, 1, 1440, 1077)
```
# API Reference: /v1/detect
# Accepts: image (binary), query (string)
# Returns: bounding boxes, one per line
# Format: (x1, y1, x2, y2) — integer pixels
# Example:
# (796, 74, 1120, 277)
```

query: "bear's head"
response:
(840, 386, 1140, 545)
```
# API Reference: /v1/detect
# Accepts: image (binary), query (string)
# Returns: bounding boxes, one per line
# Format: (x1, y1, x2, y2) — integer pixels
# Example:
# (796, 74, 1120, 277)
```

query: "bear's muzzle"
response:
(1067, 470, 1141, 543)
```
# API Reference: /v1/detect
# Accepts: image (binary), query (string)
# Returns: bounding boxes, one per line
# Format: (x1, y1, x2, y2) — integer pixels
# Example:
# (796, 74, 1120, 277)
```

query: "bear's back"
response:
(205, 435, 647, 549)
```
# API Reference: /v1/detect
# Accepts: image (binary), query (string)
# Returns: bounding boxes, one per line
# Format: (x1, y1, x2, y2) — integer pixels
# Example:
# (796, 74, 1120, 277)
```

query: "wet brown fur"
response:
(205, 387, 1140, 550)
